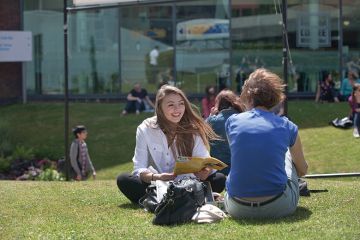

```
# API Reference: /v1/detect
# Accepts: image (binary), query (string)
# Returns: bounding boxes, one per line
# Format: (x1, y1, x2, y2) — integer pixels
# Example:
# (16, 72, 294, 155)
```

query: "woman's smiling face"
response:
(161, 93, 185, 123)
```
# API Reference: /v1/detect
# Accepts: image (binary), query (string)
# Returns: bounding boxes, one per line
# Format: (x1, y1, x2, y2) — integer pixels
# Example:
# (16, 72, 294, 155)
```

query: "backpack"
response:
(330, 117, 353, 129)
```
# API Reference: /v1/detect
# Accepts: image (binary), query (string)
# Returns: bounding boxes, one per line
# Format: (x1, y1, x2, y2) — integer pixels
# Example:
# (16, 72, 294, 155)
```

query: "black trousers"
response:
(124, 100, 145, 113)
(116, 172, 226, 204)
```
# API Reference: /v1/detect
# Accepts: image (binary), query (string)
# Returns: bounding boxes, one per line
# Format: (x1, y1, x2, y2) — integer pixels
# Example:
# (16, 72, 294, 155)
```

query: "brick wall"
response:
(0, 0, 22, 104)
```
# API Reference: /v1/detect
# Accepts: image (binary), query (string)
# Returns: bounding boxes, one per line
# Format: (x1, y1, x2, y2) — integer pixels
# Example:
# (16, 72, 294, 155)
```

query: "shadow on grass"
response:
(232, 206, 312, 225)
(118, 202, 140, 210)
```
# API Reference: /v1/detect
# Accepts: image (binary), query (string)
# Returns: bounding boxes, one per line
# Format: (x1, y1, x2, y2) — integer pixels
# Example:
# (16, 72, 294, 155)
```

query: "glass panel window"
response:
(119, 4, 174, 94)
(68, 8, 120, 94)
(24, 0, 64, 95)
(287, 0, 339, 94)
(231, 0, 283, 93)
(342, 0, 360, 94)
(176, 0, 230, 94)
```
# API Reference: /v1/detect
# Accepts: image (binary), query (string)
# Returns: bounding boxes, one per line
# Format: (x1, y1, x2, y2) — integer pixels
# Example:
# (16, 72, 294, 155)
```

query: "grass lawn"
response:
(0, 100, 359, 178)
(0, 179, 359, 239)
(0, 100, 360, 239)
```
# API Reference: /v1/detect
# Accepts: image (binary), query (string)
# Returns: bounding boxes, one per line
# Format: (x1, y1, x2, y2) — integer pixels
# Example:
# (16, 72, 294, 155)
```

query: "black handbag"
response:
(153, 178, 207, 225)
(139, 184, 159, 213)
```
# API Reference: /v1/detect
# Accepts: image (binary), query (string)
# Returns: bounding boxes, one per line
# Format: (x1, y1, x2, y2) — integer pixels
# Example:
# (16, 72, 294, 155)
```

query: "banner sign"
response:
(0, 31, 32, 62)
(73, 0, 139, 6)
(177, 19, 229, 41)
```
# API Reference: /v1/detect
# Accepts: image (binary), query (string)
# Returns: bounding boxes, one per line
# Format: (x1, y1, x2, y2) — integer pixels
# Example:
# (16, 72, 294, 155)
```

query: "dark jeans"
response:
(354, 112, 360, 130)
(116, 172, 226, 204)
(124, 100, 145, 113)
(149, 65, 158, 84)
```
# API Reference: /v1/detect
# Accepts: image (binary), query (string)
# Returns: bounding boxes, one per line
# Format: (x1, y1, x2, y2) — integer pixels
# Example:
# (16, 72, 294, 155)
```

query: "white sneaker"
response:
(353, 128, 360, 138)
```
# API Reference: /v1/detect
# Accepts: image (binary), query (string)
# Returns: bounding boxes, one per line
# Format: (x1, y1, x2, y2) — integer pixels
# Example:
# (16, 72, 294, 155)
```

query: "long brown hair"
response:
(214, 89, 243, 113)
(155, 85, 218, 157)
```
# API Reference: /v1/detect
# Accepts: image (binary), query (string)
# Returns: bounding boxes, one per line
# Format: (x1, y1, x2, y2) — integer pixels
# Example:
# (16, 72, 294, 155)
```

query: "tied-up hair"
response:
(155, 85, 219, 157)
(240, 68, 286, 110)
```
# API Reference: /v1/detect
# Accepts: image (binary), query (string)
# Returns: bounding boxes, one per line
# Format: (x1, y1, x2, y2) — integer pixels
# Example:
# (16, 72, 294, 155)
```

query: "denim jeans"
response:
(354, 112, 360, 130)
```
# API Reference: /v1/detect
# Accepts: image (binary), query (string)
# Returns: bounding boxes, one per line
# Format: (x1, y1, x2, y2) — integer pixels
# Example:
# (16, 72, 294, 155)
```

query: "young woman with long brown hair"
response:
(117, 85, 226, 203)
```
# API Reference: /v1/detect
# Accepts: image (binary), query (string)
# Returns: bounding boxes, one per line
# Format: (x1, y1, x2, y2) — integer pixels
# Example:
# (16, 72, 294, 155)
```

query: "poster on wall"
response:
(0, 31, 32, 62)
(177, 19, 229, 41)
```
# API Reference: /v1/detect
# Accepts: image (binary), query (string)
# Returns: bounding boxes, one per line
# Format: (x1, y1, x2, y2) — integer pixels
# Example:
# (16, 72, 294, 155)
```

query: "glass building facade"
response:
(23, 0, 360, 98)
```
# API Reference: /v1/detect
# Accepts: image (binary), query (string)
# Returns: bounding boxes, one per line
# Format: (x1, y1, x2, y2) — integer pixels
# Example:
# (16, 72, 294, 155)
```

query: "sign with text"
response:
(73, 0, 138, 6)
(296, 13, 331, 49)
(0, 31, 32, 62)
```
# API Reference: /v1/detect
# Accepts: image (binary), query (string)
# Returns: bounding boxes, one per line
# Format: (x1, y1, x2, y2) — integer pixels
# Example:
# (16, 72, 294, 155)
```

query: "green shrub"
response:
(36, 168, 64, 181)
(0, 120, 15, 156)
(12, 146, 35, 161)
(0, 139, 14, 157)
(0, 155, 12, 173)
(34, 146, 60, 161)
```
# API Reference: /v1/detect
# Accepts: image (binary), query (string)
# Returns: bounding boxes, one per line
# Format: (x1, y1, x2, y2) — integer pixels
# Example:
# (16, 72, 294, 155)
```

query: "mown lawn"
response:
(0, 100, 360, 239)
(0, 179, 359, 239)
(0, 101, 359, 179)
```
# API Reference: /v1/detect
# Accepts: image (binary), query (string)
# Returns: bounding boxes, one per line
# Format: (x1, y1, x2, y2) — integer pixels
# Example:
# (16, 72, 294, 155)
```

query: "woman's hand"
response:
(194, 167, 212, 181)
(156, 172, 176, 181)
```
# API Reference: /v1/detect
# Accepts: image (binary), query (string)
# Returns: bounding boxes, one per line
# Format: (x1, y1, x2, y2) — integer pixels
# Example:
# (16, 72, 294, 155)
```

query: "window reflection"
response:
(119, 5, 173, 94)
(176, 0, 230, 94)
(231, 0, 282, 93)
(22, 0, 358, 97)
(287, 1, 339, 93)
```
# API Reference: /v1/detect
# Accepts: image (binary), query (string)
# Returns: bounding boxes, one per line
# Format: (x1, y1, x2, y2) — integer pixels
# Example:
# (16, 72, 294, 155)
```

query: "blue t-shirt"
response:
(340, 78, 360, 96)
(225, 108, 298, 198)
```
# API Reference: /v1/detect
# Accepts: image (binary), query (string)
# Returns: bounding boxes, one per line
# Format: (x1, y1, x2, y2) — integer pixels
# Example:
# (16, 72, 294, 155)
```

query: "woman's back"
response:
(207, 108, 238, 175)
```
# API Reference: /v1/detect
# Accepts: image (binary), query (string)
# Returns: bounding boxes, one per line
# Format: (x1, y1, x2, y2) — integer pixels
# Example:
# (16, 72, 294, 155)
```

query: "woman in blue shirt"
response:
(224, 68, 308, 219)
(340, 71, 360, 101)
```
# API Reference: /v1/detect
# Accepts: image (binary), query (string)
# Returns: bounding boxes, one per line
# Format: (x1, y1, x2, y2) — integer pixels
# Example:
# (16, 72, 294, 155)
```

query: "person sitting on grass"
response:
(206, 89, 243, 175)
(224, 68, 308, 219)
(315, 71, 340, 103)
(201, 85, 216, 118)
(116, 85, 226, 204)
(340, 71, 360, 101)
(70, 125, 96, 181)
(350, 84, 360, 138)
(122, 83, 155, 115)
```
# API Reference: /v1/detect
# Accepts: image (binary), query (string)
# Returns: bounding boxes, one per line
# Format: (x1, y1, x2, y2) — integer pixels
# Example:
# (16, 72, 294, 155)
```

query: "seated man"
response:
(122, 83, 155, 115)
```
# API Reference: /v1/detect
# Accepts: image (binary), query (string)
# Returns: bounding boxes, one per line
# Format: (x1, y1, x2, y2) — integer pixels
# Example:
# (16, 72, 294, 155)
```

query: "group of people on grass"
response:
(314, 70, 360, 138)
(70, 67, 360, 220)
(315, 70, 360, 103)
(115, 68, 308, 219)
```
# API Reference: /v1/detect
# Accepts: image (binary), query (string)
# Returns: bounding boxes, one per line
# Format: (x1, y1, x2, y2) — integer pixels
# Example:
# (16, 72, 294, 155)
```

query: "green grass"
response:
(0, 179, 359, 239)
(0, 101, 359, 179)
(1, 101, 360, 239)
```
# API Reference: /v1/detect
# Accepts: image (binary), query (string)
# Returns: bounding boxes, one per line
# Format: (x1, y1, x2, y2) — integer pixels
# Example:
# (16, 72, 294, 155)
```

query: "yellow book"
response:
(174, 156, 228, 175)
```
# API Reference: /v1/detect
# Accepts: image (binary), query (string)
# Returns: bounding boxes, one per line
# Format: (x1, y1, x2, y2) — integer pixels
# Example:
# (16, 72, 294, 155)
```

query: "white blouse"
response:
(132, 116, 210, 177)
